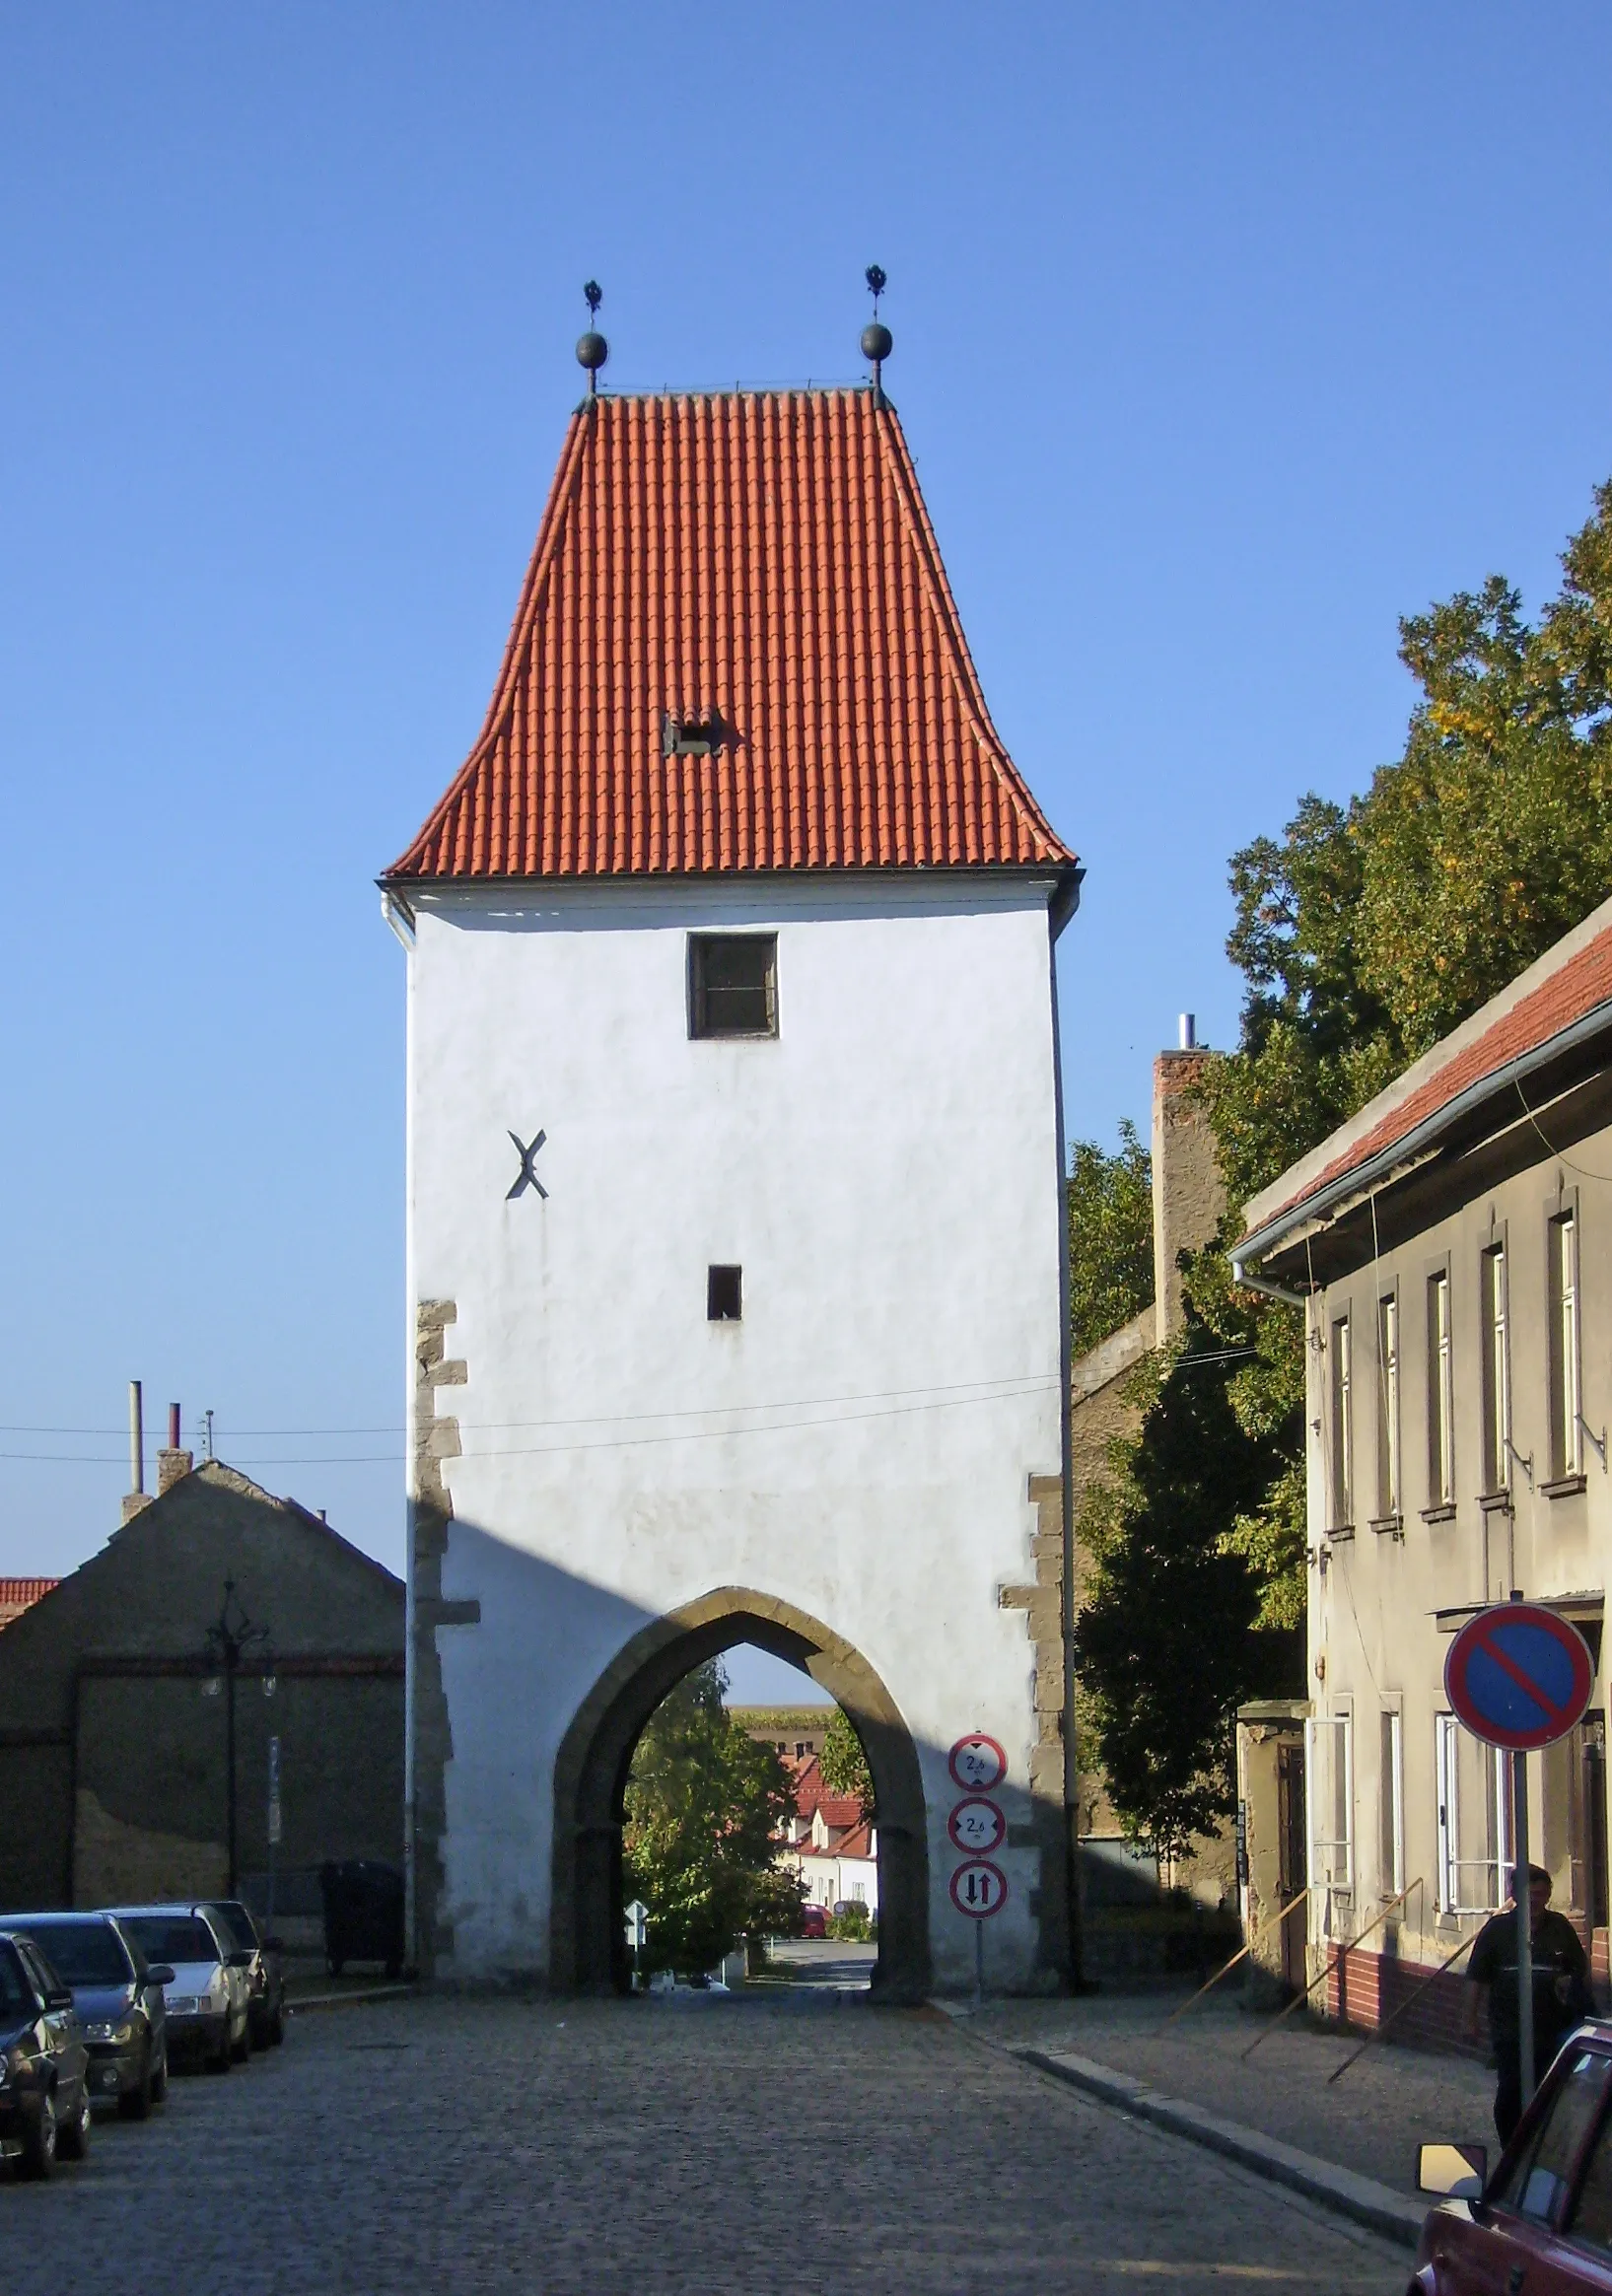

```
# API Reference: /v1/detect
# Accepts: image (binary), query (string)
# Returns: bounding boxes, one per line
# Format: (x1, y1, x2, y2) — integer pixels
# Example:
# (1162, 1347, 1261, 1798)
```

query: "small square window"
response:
(689, 935, 777, 1038)
(708, 1265, 742, 1321)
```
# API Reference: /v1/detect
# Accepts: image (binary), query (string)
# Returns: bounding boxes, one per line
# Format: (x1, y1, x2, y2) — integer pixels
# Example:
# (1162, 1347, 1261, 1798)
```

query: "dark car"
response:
(204, 1901, 286, 2049)
(800, 1905, 827, 1939)
(0, 1912, 171, 2119)
(1416, 2020, 1612, 2289)
(0, 1930, 92, 2177)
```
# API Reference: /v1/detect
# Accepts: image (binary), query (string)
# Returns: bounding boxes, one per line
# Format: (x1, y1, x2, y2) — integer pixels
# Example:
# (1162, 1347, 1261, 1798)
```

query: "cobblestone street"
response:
(14, 1990, 1415, 2293)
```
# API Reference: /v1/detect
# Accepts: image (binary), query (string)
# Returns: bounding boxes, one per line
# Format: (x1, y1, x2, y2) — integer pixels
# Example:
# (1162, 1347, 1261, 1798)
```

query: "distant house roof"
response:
(0, 1579, 58, 1631)
(1240, 892, 1612, 1268)
(385, 387, 1077, 885)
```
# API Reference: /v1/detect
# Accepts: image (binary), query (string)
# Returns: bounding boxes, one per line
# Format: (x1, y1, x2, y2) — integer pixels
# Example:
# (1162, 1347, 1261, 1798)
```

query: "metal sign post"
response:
(946, 1736, 1010, 2009)
(1444, 1601, 1594, 2111)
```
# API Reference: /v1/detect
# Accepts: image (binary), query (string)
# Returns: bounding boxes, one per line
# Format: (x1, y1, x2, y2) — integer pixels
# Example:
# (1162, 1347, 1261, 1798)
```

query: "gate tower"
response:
(382, 330, 1081, 1994)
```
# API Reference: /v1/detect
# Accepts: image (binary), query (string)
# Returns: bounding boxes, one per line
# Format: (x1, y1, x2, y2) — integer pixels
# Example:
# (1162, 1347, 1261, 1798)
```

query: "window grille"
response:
(1437, 1710, 1511, 1913)
(687, 935, 778, 1038)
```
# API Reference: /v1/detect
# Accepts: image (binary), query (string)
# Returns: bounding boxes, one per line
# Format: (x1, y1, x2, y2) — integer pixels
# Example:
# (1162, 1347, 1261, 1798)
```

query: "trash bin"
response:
(319, 1859, 405, 1980)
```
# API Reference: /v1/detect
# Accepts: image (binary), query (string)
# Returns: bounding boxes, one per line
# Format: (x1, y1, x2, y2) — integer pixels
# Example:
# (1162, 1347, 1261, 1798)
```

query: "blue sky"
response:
(3, 4, 1609, 1703)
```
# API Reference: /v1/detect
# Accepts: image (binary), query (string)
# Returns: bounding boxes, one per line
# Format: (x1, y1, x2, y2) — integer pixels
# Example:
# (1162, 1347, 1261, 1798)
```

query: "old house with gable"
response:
(382, 310, 1080, 1995)
(1235, 892, 1612, 2037)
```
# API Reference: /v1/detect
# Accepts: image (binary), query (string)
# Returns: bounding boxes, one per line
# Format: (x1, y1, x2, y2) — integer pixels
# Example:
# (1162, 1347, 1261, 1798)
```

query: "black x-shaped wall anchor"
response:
(506, 1130, 548, 1201)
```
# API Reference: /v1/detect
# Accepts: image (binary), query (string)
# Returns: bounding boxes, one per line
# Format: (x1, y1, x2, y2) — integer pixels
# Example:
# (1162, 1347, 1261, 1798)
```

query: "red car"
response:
(800, 1905, 827, 1940)
(1416, 2022, 1612, 2289)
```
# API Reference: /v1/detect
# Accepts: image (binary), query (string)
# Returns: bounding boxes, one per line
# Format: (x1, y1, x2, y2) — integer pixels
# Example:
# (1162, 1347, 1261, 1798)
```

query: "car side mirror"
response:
(226, 1950, 254, 1969)
(44, 1987, 74, 2012)
(261, 1937, 284, 1955)
(148, 1965, 175, 1986)
(1418, 2142, 1488, 2199)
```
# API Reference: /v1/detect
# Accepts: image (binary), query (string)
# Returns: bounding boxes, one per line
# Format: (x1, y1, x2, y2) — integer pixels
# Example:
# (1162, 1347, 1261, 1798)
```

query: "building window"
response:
(1437, 1710, 1511, 1913)
(707, 1265, 742, 1321)
(1481, 1243, 1510, 1496)
(1379, 1708, 1404, 1898)
(1307, 1710, 1353, 1894)
(1330, 1315, 1354, 1529)
(1428, 1271, 1454, 1508)
(1549, 1209, 1582, 1482)
(1376, 1292, 1400, 1520)
(688, 935, 778, 1038)
(852, 1881, 866, 1904)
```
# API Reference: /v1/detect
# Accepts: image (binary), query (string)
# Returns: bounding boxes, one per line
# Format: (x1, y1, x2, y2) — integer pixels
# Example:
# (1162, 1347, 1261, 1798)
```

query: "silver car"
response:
(105, 1906, 249, 2072)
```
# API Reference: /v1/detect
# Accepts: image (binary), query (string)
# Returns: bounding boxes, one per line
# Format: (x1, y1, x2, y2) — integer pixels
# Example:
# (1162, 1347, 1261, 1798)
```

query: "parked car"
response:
(204, 1900, 286, 2049)
(1416, 2020, 1612, 2288)
(0, 1930, 92, 2177)
(800, 1904, 827, 1939)
(105, 1906, 249, 2072)
(0, 1912, 170, 2119)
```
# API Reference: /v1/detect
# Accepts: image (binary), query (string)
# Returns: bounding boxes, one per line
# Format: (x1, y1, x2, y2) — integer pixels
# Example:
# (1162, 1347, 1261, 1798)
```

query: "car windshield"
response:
(5, 1919, 130, 1987)
(0, 1942, 35, 2020)
(120, 1916, 217, 1966)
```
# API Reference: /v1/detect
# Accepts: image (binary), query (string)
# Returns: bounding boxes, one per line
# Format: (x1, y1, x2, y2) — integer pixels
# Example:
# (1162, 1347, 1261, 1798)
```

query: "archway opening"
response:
(551, 1589, 931, 2002)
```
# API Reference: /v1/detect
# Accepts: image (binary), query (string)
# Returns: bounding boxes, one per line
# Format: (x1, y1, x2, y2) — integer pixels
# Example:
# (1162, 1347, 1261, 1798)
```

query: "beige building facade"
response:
(1236, 896, 1612, 2035)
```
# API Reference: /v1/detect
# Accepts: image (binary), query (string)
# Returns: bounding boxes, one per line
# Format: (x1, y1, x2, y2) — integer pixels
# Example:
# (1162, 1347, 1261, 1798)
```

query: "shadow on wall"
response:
(416, 1519, 1062, 2005)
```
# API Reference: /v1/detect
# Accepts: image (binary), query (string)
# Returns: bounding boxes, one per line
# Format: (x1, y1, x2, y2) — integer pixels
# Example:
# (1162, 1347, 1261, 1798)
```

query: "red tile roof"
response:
(1245, 908, 1612, 1242)
(0, 1577, 58, 1629)
(386, 388, 1075, 882)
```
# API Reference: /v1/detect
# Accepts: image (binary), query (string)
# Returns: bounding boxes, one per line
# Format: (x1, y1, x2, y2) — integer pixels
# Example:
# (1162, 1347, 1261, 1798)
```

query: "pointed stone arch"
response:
(550, 1587, 931, 2002)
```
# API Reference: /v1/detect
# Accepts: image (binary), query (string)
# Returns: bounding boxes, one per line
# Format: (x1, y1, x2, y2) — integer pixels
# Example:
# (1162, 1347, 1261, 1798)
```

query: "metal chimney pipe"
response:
(128, 1381, 144, 1495)
(169, 1402, 180, 1450)
(1178, 1012, 1197, 1051)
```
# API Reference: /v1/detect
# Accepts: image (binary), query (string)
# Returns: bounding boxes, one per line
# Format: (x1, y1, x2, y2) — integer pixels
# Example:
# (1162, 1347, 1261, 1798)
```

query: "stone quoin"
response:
(382, 368, 1081, 1995)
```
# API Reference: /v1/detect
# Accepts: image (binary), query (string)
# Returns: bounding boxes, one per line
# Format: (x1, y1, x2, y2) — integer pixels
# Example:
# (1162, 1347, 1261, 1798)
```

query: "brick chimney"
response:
(1152, 1015, 1226, 1345)
(156, 1400, 193, 1496)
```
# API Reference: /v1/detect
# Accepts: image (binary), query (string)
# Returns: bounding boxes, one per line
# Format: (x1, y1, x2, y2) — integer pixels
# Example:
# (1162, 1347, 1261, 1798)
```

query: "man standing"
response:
(1466, 1863, 1592, 2143)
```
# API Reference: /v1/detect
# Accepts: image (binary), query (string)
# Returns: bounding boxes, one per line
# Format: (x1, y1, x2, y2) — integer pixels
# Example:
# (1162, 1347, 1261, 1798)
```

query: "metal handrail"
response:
(1156, 1889, 1311, 2031)
(1325, 1924, 1479, 2084)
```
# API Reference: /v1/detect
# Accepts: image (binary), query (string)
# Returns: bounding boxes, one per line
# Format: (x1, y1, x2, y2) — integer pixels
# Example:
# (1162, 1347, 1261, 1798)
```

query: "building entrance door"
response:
(1570, 1712, 1610, 1938)
(1277, 1739, 1307, 1995)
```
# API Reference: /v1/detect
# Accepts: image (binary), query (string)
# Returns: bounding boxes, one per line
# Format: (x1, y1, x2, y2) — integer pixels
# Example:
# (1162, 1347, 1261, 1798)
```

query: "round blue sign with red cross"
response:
(1443, 1603, 1594, 1753)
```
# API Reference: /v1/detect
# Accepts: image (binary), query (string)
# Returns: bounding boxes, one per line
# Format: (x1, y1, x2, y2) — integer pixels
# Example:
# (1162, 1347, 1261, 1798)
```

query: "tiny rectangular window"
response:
(688, 935, 778, 1038)
(707, 1264, 742, 1321)
(1481, 1243, 1510, 1495)
(1549, 1209, 1582, 1481)
(1379, 1708, 1404, 1897)
(1376, 1292, 1400, 1520)
(1330, 1314, 1353, 1528)
(1428, 1271, 1454, 1507)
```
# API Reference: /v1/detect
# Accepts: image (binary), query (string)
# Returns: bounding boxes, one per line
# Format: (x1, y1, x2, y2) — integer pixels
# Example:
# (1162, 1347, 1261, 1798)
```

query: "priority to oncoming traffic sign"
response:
(949, 1860, 1009, 1919)
(1443, 1603, 1594, 1753)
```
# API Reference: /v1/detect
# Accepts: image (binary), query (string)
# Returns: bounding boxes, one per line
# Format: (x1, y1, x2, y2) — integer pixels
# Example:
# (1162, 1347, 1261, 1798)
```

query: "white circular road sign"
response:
(949, 1859, 1009, 1919)
(947, 1733, 1008, 1793)
(947, 1797, 1007, 1855)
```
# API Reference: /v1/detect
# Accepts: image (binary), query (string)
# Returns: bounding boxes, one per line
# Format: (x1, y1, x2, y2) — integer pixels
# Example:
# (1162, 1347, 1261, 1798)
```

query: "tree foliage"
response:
(1072, 1328, 1297, 1855)
(622, 1660, 804, 1974)
(1068, 1119, 1154, 1358)
(818, 1705, 875, 1810)
(1080, 477, 1612, 1846)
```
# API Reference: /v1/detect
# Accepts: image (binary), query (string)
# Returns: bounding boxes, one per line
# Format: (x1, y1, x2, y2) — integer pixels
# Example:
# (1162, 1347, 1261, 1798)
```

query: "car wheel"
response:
(119, 2051, 153, 2121)
(23, 2090, 57, 2179)
(57, 2086, 92, 2162)
(150, 2049, 169, 2104)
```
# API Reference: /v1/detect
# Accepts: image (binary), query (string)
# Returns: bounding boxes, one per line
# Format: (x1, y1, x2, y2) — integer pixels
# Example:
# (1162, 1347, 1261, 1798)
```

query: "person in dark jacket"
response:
(1466, 1863, 1592, 2144)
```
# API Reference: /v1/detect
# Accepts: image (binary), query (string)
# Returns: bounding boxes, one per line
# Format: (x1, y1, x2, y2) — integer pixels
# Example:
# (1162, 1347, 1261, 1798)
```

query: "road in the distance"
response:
(21, 1991, 1411, 2293)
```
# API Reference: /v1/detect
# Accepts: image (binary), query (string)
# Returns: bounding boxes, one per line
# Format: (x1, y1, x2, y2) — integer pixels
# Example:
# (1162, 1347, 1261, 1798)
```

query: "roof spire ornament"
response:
(576, 281, 608, 397)
(861, 265, 892, 407)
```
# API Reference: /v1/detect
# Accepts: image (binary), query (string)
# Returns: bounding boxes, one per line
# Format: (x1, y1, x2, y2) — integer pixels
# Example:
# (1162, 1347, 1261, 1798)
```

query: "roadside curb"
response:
(1014, 2045, 1427, 2252)
(287, 1983, 419, 2014)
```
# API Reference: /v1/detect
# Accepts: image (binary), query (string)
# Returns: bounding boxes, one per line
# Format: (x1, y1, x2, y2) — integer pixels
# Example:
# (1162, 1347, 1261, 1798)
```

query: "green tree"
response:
(1067, 1120, 1154, 1358)
(1072, 1325, 1297, 1855)
(818, 1705, 874, 1809)
(622, 1660, 804, 1974)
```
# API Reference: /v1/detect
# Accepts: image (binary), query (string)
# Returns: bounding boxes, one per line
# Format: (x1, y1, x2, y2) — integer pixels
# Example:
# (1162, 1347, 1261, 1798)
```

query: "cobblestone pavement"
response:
(10, 1991, 1415, 2293)
(968, 1985, 1497, 2198)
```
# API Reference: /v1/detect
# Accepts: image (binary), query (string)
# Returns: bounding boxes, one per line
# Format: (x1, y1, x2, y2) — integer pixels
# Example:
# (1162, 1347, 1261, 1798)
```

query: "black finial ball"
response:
(861, 320, 893, 364)
(576, 330, 609, 373)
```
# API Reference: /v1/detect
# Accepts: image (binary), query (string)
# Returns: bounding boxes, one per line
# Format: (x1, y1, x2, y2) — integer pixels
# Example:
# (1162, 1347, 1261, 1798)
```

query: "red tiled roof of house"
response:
(814, 1797, 865, 1831)
(0, 1577, 58, 1628)
(1243, 904, 1612, 1244)
(386, 388, 1076, 882)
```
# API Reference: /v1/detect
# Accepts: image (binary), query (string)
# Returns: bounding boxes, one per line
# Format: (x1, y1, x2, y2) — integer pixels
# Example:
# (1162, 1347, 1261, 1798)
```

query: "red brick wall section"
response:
(1323, 1945, 1489, 2060)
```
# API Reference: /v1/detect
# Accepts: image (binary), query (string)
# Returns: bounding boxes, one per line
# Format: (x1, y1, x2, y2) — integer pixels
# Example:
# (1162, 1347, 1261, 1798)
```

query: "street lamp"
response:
(204, 1579, 272, 1896)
